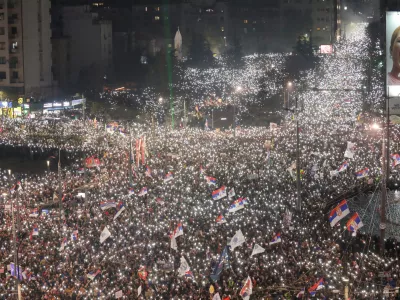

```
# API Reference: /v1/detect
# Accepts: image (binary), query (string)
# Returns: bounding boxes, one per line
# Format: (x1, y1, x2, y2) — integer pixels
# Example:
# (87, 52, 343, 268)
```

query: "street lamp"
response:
(234, 87, 242, 136)
(46, 160, 50, 172)
(286, 82, 293, 110)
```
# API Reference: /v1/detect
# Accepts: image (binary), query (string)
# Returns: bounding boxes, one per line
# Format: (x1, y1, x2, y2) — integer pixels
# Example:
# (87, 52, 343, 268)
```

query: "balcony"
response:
(8, 34, 17, 39)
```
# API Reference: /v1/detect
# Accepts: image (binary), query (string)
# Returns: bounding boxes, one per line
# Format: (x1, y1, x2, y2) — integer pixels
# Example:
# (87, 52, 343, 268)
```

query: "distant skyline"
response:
(51, 0, 184, 7)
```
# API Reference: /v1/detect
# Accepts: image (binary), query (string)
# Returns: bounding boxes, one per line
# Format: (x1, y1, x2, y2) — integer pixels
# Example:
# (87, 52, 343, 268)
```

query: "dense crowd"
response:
(0, 23, 398, 300)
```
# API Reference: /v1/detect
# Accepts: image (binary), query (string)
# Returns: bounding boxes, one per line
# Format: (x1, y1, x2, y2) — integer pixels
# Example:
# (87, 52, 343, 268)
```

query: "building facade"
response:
(0, 0, 53, 97)
(62, 5, 113, 88)
(180, 0, 229, 56)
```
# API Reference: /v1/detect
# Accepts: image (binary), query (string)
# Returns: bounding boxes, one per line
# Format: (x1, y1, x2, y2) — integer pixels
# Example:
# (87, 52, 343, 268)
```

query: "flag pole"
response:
(129, 132, 133, 187)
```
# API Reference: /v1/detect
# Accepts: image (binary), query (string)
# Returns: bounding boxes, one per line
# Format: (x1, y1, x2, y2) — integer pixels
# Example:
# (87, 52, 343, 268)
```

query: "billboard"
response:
(320, 45, 333, 54)
(387, 12, 400, 97)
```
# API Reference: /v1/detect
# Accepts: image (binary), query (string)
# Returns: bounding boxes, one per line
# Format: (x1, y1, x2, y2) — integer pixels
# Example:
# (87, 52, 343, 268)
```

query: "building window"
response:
(0, 72, 6, 79)
(0, 43, 4, 50)
(221, 26, 224, 32)
(0, 27, 4, 35)
(12, 71, 17, 79)
(0, 13, 3, 20)
(156, 6, 160, 11)
(11, 26, 17, 34)
(317, 27, 320, 30)
(0, 57, 5, 64)
(145, 7, 147, 11)
(244, 19, 248, 24)
(154, 16, 160, 20)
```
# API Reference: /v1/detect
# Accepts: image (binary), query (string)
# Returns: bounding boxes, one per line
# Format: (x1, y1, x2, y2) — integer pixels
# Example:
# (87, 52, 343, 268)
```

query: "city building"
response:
(51, 36, 71, 90)
(228, 0, 281, 54)
(0, 0, 53, 98)
(180, 0, 229, 56)
(131, 2, 181, 57)
(61, 5, 113, 88)
(310, 0, 336, 49)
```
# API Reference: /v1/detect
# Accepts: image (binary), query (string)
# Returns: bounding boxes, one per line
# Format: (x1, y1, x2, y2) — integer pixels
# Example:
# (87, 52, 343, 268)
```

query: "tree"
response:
(187, 33, 214, 67)
(295, 34, 313, 57)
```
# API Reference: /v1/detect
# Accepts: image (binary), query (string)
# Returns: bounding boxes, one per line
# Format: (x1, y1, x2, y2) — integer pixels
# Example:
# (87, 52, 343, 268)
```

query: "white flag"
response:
(230, 229, 245, 250)
(250, 244, 265, 257)
(100, 226, 111, 244)
(344, 141, 355, 159)
(113, 206, 125, 220)
(115, 290, 123, 298)
(171, 235, 178, 251)
(178, 256, 190, 277)
(213, 293, 222, 300)
(228, 188, 235, 199)
(138, 285, 142, 296)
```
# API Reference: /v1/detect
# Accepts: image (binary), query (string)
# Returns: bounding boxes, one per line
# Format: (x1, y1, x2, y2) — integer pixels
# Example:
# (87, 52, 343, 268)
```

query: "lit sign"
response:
(320, 45, 333, 54)
(63, 101, 70, 107)
(53, 102, 62, 107)
(221, 118, 227, 120)
(71, 99, 83, 106)
(43, 103, 53, 108)
(23, 104, 29, 109)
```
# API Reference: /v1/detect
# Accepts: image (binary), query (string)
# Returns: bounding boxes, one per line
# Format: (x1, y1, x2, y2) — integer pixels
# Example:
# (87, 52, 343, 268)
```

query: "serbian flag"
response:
(212, 186, 227, 200)
(296, 288, 305, 298)
(145, 166, 152, 178)
(337, 161, 348, 172)
(172, 222, 183, 238)
(346, 212, 364, 232)
(185, 270, 195, 280)
(239, 276, 253, 299)
(29, 208, 39, 217)
(138, 266, 148, 280)
(329, 200, 350, 227)
(308, 278, 324, 294)
(30, 225, 39, 240)
(164, 172, 174, 183)
(100, 201, 116, 210)
(393, 154, 400, 167)
(269, 233, 281, 245)
(205, 176, 217, 186)
(216, 214, 226, 224)
(228, 197, 248, 213)
(87, 269, 101, 280)
(71, 230, 78, 241)
(355, 168, 369, 179)
(139, 187, 148, 196)
(128, 188, 135, 195)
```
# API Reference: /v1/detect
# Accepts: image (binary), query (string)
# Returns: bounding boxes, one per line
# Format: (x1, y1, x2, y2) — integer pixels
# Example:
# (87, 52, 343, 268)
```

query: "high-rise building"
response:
(181, 0, 229, 56)
(0, 0, 53, 97)
(61, 5, 113, 88)
(311, 0, 336, 48)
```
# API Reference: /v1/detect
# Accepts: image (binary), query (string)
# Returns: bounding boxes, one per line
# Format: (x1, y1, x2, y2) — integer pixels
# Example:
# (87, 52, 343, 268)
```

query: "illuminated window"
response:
(317, 27, 320, 31)
(244, 19, 248, 24)
(145, 7, 147, 12)
(155, 16, 160, 20)
(156, 7, 160, 11)
(221, 26, 224, 32)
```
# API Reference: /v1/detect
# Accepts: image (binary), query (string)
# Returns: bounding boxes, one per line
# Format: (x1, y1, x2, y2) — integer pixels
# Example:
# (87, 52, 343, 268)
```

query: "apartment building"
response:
(62, 5, 113, 87)
(0, 0, 53, 97)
